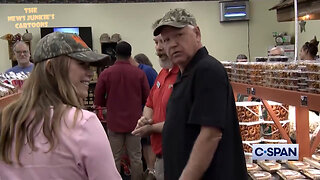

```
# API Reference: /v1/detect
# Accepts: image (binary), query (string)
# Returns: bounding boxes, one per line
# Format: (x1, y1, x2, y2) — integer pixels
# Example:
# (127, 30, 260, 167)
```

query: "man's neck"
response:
(18, 62, 31, 68)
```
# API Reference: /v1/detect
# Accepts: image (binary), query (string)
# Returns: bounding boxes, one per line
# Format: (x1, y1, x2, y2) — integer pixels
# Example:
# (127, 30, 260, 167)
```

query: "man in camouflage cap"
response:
(34, 32, 108, 65)
(154, 8, 248, 180)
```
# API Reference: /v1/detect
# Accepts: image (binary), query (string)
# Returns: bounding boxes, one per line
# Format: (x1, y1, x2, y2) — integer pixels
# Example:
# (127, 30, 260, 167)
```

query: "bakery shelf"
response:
(231, 82, 320, 160)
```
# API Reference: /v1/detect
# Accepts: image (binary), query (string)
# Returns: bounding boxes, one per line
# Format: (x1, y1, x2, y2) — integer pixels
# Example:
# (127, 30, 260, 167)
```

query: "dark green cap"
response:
(33, 32, 108, 66)
(153, 8, 197, 36)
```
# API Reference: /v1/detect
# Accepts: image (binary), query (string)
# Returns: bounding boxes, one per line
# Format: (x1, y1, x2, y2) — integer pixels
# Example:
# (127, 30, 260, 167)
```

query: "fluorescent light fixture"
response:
(226, 6, 246, 10)
(224, 12, 247, 18)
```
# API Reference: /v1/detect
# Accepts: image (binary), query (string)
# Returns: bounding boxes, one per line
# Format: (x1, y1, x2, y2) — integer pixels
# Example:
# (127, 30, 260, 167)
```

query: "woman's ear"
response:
(45, 59, 53, 76)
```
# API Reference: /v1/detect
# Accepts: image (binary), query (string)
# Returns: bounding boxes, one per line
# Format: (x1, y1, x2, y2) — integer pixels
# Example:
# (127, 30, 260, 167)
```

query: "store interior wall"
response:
(298, 20, 319, 55)
(0, 0, 316, 73)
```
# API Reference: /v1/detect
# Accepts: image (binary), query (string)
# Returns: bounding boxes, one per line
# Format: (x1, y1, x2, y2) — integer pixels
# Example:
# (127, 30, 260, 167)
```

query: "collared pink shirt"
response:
(0, 107, 122, 180)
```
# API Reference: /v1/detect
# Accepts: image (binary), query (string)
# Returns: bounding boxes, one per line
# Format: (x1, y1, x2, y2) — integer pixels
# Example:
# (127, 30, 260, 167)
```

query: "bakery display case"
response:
(224, 61, 320, 160)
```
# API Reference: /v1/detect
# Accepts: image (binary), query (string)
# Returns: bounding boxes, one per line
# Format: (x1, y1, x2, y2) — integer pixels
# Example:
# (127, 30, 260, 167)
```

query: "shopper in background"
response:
(6, 41, 34, 74)
(135, 53, 154, 68)
(132, 53, 158, 88)
(94, 41, 149, 180)
(300, 37, 319, 60)
(269, 46, 285, 56)
(153, 8, 248, 179)
(132, 18, 179, 180)
(130, 53, 158, 179)
(236, 54, 248, 62)
(0, 32, 121, 179)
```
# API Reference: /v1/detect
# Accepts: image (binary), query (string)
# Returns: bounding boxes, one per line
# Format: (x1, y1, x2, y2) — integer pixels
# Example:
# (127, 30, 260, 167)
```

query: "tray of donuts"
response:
(261, 120, 290, 140)
(239, 121, 262, 141)
(236, 102, 261, 122)
(262, 102, 289, 122)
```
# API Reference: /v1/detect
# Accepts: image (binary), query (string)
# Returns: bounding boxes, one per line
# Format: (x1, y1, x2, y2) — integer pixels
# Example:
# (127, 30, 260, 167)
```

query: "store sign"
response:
(7, 7, 55, 29)
(252, 144, 299, 160)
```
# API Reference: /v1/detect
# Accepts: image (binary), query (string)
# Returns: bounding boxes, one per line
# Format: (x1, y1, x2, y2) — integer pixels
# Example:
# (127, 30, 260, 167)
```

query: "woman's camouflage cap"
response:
(33, 32, 108, 65)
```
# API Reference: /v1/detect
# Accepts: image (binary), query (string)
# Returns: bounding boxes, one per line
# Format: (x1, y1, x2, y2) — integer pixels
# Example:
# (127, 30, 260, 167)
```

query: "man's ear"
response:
(194, 26, 201, 42)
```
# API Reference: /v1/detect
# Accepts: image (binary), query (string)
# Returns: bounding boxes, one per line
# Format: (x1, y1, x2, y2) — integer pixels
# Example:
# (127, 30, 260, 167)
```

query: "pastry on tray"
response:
(277, 169, 305, 179)
(286, 160, 310, 170)
(249, 171, 272, 180)
(257, 161, 281, 172)
(246, 163, 260, 171)
(303, 168, 320, 179)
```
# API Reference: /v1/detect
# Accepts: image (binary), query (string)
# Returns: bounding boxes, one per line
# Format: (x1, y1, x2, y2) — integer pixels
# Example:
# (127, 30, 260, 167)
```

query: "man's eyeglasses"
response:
(15, 50, 29, 55)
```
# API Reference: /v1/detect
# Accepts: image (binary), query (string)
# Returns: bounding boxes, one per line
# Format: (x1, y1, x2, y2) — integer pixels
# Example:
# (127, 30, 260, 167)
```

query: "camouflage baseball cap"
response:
(33, 32, 108, 66)
(153, 8, 197, 36)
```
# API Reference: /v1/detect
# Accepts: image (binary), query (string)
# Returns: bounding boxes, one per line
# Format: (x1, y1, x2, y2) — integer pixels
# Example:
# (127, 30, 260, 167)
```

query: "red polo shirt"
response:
(94, 60, 150, 133)
(146, 65, 179, 155)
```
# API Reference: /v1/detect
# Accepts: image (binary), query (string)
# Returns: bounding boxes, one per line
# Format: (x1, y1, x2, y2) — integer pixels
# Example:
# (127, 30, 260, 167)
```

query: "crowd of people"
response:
(1, 7, 319, 180)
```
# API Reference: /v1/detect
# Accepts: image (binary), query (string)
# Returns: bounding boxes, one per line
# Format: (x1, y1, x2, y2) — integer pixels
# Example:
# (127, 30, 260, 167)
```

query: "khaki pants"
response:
(154, 157, 164, 180)
(108, 130, 143, 180)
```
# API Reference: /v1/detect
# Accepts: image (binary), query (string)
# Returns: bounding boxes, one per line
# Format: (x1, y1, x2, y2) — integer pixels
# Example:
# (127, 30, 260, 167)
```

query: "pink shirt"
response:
(0, 107, 122, 180)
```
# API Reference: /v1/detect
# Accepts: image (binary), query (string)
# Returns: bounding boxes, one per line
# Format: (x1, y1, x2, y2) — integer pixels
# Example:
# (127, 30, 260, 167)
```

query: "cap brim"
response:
(153, 22, 187, 36)
(68, 50, 109, 66)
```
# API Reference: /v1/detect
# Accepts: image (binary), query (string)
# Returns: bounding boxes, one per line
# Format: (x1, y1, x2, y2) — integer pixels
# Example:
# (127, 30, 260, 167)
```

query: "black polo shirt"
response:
(162, 47, 247, 180)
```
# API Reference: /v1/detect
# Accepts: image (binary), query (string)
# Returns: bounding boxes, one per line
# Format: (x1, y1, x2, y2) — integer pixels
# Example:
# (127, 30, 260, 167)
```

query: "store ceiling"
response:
(0, 0, 218, 3)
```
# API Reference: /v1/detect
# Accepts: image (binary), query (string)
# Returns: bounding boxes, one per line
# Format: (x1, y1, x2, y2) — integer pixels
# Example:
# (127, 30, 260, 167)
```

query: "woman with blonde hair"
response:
(0, 32, 121, 180)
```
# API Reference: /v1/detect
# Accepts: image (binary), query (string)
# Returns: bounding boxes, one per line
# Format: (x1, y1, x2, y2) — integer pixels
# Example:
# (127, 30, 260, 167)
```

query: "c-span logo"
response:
(252, 144, 299, 160)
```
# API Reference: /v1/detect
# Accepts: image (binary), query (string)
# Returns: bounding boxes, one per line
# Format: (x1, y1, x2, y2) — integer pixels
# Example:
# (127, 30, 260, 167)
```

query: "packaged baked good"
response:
(246, 163, 261, 171)
(242, 140, 261, 153)
(312, 153, 320, 161)
(258, 161, 281, 172)
(239, 121, 261, 141)
(286, 161, 310, 171)
(262, 120, 290, 140)
(303, 168, 320, 179)
(304, 157, 320, 169)
(261, 102, 289, 122)
(249, 171, 272, 180)
(277, 169, 305, 179)
(236, 102, 261, 122)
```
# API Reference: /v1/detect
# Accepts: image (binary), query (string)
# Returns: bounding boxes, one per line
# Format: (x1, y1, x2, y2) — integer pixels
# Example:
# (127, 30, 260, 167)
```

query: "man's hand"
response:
(132, 124, 153, 137)
(134, 116, 153, 129)
(132, 116, 153, 137)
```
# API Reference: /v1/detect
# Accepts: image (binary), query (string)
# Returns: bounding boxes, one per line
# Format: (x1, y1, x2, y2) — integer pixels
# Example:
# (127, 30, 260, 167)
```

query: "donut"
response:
(243, 130, 249, 137)
(280, 108, 287, 116)
(249, 127, 256, 136)
(272, 105, 277, 111)
(240, 112, 246, 119)
(246, 111, 253, 118)
(275, 110, 280, 117)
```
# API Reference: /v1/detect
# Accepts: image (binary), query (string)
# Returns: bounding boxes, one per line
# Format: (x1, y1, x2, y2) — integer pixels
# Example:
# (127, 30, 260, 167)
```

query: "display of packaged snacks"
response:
(277, 169, 306, 179)
(242, 140, 261, 153)
(261, 138, 287, 144)
(303, 168, 320, 179)
(286, 161, 310, 171)
(239, 121, 262, 141)
(246, 163, 261, 171)
(255, 57, 268, 62)
(249, 171, 272, 180)
(258, 161, 281, 172)
(312, 153, 320, 161)
(304, 157, 320, 169)
(236, 102, 261, 122)
(262, 102, 289, 121)
(262, 120, 290, 140)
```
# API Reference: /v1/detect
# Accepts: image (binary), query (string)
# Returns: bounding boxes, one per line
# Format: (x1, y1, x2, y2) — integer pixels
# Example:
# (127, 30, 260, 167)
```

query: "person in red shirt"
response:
(132, 19, 178, 180)
(94, 41, 150, 180)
